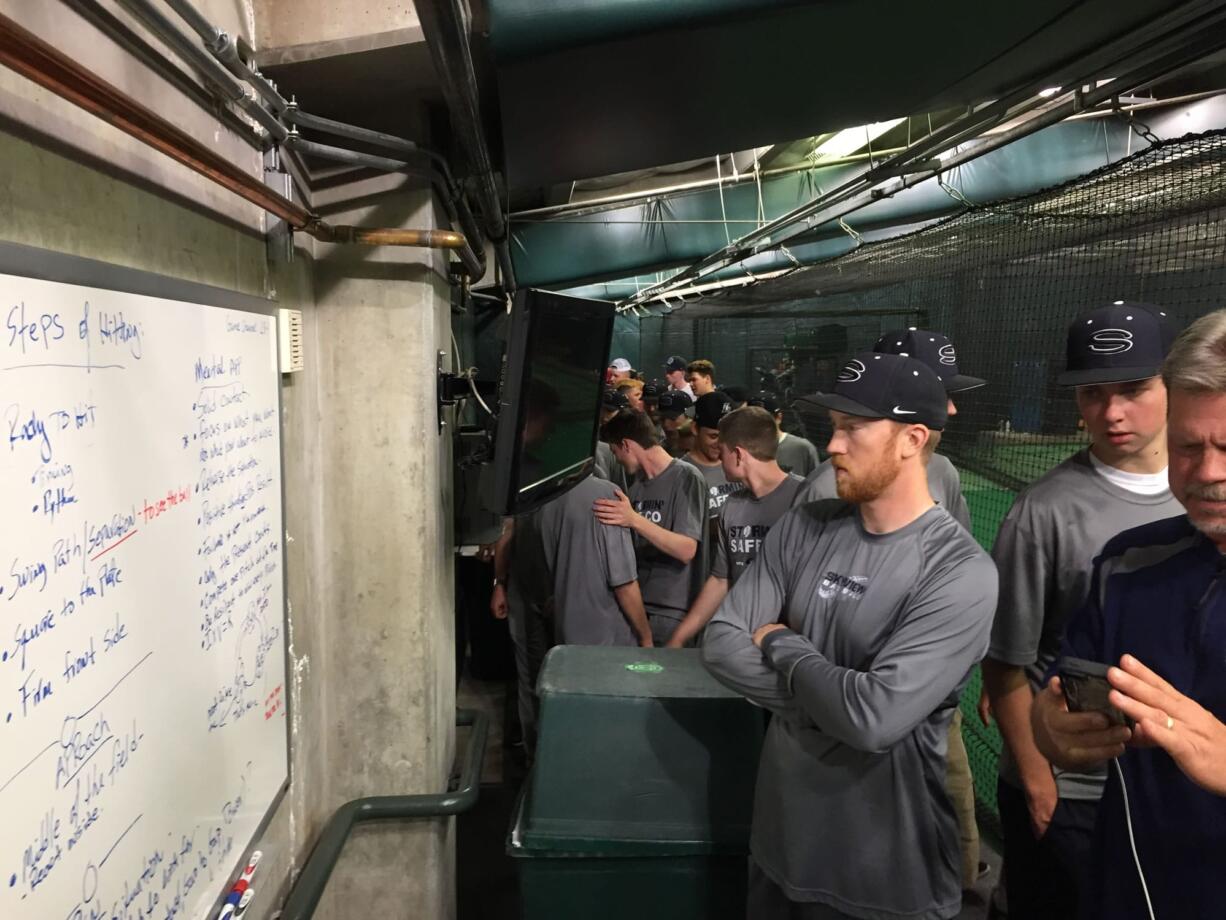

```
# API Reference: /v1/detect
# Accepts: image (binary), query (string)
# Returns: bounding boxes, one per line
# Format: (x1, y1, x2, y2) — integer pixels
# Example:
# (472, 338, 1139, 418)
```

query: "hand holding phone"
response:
(1057, 656, 1134, 728)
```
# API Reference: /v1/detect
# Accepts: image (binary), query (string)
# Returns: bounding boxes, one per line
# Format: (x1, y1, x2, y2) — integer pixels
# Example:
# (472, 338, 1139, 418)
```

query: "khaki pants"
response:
(946, 709, 980, 889)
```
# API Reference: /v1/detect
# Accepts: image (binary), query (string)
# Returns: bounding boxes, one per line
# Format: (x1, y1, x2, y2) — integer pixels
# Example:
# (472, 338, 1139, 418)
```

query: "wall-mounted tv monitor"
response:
(487, 289, 615, 516)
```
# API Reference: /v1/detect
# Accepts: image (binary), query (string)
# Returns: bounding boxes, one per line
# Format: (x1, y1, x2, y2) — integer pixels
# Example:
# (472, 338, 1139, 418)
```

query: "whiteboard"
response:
(0, 271, 288, 920)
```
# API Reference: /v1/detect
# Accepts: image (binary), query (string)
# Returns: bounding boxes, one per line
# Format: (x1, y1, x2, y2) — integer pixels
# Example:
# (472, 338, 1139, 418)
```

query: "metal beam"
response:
(619, 0, 1226, 309)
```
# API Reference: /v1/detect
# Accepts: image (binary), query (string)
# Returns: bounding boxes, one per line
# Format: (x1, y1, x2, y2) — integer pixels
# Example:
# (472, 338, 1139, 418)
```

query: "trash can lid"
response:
(537, 646, 743, 700)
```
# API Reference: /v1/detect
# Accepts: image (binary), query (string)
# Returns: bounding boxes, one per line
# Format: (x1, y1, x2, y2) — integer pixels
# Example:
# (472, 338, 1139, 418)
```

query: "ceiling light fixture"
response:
(1038, 86, 1063, 98)
(811, 118, 905, 160)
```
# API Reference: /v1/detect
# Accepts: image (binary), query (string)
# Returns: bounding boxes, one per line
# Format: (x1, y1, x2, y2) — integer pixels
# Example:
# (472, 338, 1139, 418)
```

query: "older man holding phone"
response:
(1032, 309, 1226, 920)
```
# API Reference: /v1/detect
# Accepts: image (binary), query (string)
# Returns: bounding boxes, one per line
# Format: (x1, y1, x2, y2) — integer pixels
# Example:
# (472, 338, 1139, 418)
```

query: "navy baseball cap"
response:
(874, 328, 985, 393)
(602, 388, 629, 410)
(748, 392, 781, 414)
(656, 390, 694, 419)
(663, 355, 688, 374)
(800, 352, 948, 431)
(1057, 302, 1176, 386)
(694, 392, 733, 430)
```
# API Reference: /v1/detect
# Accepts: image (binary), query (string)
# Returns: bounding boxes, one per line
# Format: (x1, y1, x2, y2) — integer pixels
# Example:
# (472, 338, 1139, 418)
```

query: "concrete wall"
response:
(254, 0, 420, 52)
(0, 3, 457, 919)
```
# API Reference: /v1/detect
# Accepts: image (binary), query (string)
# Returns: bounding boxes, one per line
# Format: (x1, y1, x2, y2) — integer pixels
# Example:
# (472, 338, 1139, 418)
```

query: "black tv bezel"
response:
(490, 289, 615, 516)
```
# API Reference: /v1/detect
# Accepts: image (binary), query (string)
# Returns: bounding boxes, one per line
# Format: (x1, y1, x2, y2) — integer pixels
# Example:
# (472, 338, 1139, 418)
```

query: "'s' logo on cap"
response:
(838, 359, 866, 382)
(1089, 328, 1134, 355)
(938, 345, 957, 366)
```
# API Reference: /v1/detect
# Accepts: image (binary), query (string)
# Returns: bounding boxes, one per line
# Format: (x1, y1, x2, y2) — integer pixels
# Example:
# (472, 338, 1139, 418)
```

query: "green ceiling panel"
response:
(512, 118, 1137, 290)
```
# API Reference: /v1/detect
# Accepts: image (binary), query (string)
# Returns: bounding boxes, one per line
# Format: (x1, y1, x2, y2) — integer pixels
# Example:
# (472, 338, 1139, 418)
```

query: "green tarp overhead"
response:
(490, 0, 1201, 189)
(511, 118, 1143, 290)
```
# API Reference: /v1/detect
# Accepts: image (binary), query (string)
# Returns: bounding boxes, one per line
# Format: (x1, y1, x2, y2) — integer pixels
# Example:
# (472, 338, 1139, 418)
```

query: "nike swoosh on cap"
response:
(893, 406, 917, 415)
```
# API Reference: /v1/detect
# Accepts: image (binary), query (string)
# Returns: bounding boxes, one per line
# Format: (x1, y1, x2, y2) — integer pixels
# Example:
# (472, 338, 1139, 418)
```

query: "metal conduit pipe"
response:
(285, 105, 420, 160)
(114, 0, 285, 143)
(0, 12, 469, 255)
(285, 134, 423, 174)
(156, 0, 486, 277)
(621, 2, 1226, 308)
(284, 135, 486, 278)
(159, 0, 217, 50)
(510, 147, 915, 221)
(628, 33, 1226, 309)
(415, 0, 516, 291)
(172, 10, 287, 118)
(283, 108, 483, 251)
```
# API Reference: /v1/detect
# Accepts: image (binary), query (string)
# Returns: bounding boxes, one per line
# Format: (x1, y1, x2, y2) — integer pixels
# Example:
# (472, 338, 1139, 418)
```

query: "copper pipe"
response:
(0, 11, 467, 255)
(311, 226, 467, 248)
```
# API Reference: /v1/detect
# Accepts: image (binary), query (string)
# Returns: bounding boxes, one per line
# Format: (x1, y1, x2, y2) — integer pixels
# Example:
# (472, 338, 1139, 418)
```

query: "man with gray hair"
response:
(1032, 308, 1226, 920)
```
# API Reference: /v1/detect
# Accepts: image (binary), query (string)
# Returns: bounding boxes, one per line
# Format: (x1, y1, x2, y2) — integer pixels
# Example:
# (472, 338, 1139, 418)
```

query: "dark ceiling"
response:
(489, 0, 1210, 190)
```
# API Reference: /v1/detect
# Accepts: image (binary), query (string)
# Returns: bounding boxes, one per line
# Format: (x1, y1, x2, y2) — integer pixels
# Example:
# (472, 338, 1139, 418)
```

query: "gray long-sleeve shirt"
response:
(799, 453, 972, 531)
(703, 500, 997, 920)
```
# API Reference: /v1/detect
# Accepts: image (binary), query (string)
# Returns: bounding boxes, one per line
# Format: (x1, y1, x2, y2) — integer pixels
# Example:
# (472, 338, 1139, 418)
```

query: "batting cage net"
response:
(631, 128, 1226, 836)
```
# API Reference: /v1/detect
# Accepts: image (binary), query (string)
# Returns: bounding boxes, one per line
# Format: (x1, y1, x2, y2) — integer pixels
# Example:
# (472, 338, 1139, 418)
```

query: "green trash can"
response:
(508, 646, 765, 919)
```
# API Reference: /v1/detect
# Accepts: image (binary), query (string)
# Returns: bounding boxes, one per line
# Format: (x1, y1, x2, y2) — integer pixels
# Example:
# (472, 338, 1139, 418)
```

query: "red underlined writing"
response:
(140, 485, 192, 524)
(89, 528, 139, 562)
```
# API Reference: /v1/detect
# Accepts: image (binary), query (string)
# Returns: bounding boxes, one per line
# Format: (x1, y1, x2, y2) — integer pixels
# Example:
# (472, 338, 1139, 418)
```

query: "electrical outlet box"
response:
(278, 308, 304, 373)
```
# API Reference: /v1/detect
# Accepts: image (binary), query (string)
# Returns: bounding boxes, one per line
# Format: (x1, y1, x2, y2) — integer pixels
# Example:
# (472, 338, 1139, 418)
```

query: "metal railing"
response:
(279, 709, 489, 920)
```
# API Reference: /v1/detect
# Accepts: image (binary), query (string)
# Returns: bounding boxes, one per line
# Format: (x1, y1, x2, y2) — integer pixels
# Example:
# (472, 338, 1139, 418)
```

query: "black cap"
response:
(748, 392, 780, 414)
(602, 389, 629, 410)
(656, 390, 694, 419)
(721, 384, 749, 405)
(642, 380, 663, 402)
(800, 352, 948, 431)
(1057, 302, 1176, 386)
(873, 328, 985, 393)
(663, 355, 688, 374)
(694, 392, 733, 429)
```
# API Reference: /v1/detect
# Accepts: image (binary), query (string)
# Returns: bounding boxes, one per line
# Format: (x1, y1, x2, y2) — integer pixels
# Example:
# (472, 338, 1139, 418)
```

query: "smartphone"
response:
(1057, 656, 1133, 728)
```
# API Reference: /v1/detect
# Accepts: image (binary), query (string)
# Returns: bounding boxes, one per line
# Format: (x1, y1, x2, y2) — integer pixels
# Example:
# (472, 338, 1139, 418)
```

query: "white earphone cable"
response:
(1114, 757, 1156, 920)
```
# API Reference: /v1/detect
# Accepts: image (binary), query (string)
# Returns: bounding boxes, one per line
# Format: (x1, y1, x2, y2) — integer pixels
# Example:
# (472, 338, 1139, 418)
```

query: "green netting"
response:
(627, 129, 1226, 837)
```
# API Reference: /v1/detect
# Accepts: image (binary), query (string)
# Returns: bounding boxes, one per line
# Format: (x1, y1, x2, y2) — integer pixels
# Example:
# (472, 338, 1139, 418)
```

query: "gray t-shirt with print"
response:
(539, 475, 640, 646)
(703, 500, 997, 920)
(629, 459, 707, 620)
(711, 474, 806, 586)
(775, 433, 820, 477)
(681, 454, 747, 518)
(799, 452, 972, 531)
(989, 448, 1183, 799)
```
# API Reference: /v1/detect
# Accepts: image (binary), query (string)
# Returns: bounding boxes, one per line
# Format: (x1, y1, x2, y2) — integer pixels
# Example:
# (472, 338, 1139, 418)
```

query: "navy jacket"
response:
(1061, 515, 1226, 920)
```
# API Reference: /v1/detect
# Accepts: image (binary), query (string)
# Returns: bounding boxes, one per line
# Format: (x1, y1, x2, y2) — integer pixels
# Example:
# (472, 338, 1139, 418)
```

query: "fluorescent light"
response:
(811, 119, 905, 159)
(1038, 86, 1062, 98)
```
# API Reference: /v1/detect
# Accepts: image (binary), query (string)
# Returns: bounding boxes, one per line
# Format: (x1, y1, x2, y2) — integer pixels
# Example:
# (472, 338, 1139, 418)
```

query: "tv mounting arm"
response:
(437, 350, 498, 432)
